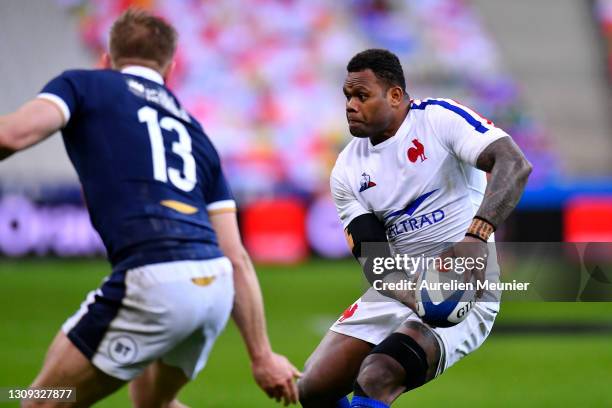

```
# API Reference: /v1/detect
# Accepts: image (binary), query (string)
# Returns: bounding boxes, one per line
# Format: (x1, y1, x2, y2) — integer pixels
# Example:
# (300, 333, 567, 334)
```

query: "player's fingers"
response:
(275, 376, 292, 405)
(264, 382, 282, 402)
(440, 245, 455, 258)
(462, 266, 473, 283)
(474, 266, 486, 298)
(274, 385, 286, 404)
(436, 250, 454, 272)
(292, 367, 304, 379)
(270, 388, 281, 403)
(291, 365, 303, 379)
(279, 387, 289, 406)
(281, 359, 301, 377)
(263, 389, 273, 399)
(285, 376, 298, 404)
(263, 386, 276, 399)
(273, 371, 297, 406)
(282, 386, 292, 406)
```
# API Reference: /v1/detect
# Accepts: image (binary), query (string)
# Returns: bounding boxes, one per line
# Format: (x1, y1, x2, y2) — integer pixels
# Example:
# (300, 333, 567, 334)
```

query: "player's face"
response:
(343, 69, 395, 138)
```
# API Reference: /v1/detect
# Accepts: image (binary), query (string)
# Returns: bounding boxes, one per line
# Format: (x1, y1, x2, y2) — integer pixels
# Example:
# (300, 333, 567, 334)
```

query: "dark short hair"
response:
(347, 49, 406, 92)
(109, 8, 178, 69)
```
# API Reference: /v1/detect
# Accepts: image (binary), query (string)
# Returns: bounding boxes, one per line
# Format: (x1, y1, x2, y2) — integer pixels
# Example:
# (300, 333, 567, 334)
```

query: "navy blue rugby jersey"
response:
(37, 66, 235, 270)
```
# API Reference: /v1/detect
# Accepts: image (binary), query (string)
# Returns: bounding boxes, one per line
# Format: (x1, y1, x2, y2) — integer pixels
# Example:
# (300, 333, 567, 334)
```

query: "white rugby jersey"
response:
(331, 98, 509, 256)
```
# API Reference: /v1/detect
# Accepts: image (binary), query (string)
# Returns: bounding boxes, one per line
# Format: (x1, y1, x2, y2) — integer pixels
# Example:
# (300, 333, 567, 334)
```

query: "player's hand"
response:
(251, 352, 302, 405)
(440, 236, 489, 298)
(383, 271, 417, 311)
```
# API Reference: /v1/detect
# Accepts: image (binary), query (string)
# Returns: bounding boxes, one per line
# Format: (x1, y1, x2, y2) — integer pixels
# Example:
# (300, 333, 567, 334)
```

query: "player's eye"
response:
(358, 94, 368, 102)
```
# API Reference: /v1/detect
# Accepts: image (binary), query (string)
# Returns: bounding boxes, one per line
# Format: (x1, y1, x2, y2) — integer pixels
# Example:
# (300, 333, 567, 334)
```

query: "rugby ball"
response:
(414, 267, 475, 328)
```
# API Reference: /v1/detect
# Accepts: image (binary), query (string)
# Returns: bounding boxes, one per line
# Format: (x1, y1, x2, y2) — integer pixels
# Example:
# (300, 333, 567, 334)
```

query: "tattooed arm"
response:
(474, 137, 532, 228)
(448, 137, 531, 297)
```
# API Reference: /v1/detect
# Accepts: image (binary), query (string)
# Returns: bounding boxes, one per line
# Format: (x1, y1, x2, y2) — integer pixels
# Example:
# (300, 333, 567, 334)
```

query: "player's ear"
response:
(162, 60, 177, 83)
(101, 53, 113, 69)
(388, 86, 404, 108)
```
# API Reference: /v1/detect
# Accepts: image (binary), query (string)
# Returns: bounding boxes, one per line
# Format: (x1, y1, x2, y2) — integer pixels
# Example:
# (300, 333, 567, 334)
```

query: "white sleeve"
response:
(430, 99, 509, 166)
(330, 164, 369, 229)
(37, 93, 71, 125)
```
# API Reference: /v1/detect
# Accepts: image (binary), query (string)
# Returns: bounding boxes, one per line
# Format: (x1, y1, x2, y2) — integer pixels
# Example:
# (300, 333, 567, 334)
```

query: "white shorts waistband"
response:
(125, 257, 233, 288)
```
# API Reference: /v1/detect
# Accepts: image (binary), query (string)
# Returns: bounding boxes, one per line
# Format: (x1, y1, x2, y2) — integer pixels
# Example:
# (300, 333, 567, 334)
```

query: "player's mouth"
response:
(347, 120, 369, 137)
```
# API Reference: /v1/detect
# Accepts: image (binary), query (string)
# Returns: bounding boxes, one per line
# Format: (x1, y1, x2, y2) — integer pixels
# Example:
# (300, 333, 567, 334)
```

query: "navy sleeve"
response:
(37, 71, 82, 126)
(204, 155, 236, 212)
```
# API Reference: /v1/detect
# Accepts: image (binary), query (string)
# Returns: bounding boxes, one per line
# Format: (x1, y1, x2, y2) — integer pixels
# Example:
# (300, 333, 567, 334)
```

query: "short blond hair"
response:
(109, 8, 177, 70)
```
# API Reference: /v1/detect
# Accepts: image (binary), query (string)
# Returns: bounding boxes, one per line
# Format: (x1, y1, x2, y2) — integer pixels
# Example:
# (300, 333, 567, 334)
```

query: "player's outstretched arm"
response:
(210, 211, 301, 406)
(0, 99, 64, 160)
(475, 136, 532, 228)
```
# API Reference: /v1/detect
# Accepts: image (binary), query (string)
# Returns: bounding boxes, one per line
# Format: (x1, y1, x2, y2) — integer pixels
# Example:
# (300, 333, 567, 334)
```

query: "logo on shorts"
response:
(192, 276, 216, 286)
(108, 335, 138, 364)
(407, 139, 427, 163)
(339, 303, 358, 322)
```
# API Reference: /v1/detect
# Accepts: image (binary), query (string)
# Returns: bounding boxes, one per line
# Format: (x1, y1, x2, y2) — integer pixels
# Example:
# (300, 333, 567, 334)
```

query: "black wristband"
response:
(465, 232, 488, 242)
(466, 217, 495, 242)
(473, 215, 496, 231)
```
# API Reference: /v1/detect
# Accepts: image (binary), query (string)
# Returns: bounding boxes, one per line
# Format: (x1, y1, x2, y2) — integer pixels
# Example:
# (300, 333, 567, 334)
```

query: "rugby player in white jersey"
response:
(298, 49, 532, 408)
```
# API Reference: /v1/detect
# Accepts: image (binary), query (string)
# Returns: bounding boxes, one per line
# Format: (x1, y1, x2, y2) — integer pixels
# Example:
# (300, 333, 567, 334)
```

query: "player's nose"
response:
(346, 98, 359, 113)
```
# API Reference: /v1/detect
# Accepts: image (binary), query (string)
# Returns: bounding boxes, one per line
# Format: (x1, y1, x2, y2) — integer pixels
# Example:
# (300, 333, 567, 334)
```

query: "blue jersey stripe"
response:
(383, 189, 438, 221)
(412, 99, 490, 134)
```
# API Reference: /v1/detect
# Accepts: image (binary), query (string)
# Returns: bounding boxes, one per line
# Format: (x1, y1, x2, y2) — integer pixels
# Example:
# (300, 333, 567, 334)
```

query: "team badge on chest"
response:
(407, 138, 427, 163)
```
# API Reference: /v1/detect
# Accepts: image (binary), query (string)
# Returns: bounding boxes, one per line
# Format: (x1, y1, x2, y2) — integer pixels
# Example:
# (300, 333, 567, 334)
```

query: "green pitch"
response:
(1, 259, 611, 407)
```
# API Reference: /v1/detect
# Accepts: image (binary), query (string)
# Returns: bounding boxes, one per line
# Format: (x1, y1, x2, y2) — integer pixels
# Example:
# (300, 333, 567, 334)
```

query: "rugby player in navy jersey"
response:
(0, 9, 299, 407)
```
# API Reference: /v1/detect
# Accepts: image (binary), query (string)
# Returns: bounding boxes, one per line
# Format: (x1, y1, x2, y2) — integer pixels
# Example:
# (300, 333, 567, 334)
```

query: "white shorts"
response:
(62, 257, 234, 381)
(330, 288, 499, 374)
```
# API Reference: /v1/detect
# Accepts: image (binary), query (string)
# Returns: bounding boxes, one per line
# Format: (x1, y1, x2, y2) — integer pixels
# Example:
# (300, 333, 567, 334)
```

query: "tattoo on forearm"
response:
(475, 138, 531, 228)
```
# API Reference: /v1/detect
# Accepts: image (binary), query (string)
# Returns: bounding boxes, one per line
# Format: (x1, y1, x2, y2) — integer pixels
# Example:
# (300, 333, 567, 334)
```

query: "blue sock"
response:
(336, 396, 351, 408)
(351, 396, 390, 408)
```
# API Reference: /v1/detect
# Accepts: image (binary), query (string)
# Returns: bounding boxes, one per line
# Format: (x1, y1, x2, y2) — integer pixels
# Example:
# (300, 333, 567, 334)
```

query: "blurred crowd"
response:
(63, 0, 559, 201)
(596, 0, 612, 78)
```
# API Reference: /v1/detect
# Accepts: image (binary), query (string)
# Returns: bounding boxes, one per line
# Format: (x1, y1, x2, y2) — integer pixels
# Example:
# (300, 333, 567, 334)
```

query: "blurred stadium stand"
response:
(0, 0, 86, 188)
(595, 0, 612, 79)
(475, 0, 612, 176)
(0, 0, 611, 260)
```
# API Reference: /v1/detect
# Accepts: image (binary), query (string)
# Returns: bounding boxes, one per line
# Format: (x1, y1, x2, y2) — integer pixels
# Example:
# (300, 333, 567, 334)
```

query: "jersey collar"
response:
(121, 65, 164, 85)
(368, 108, 412, 151)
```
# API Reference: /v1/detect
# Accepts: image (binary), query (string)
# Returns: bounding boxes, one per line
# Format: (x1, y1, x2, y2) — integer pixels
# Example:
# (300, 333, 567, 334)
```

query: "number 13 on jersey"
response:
(138, 106, 197, 192)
